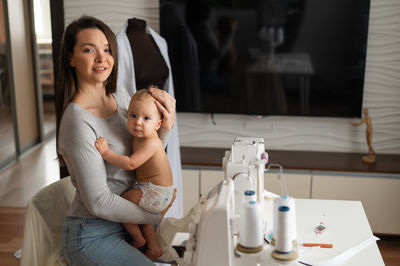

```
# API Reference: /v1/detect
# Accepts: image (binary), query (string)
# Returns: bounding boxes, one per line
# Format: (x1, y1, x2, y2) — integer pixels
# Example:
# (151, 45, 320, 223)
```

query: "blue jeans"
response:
(61, 216, 155, 266)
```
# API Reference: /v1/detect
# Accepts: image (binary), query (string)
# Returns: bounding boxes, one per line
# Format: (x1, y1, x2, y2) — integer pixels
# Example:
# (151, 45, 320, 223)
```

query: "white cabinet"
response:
(312, 174, 400, 235)
(181, 169, 200, 215)
(181, 169, 312, 214)
(200, 170, 225, 197)
(182, 168, 400, 234)
(197, 170, 312, 199)
(264, 172, 311, 199)
(182, 169, 224, 215)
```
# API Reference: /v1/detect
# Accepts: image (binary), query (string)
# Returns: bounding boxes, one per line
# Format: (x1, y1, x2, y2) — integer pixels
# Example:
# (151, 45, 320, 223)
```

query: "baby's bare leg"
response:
(124, 223, 145, 248)
(141, 224, 163, 260)
(122, 189, 145, 248)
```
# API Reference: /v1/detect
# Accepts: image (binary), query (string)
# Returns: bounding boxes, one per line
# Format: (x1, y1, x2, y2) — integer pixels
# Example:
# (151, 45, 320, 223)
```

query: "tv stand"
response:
(181, 147, 400, 174)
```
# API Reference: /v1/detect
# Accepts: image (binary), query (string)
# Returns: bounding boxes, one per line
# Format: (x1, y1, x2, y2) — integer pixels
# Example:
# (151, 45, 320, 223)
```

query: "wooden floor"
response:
(0, 135, 59, 266)
(0, 137, 59, 207)
(0, 136, 399, 265)
(0, 207, 25, 266)
(378, 235, 400, 265)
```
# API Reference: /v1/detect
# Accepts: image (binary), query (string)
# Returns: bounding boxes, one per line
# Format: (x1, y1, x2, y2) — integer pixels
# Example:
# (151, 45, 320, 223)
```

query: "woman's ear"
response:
(69, 53, 75, 67)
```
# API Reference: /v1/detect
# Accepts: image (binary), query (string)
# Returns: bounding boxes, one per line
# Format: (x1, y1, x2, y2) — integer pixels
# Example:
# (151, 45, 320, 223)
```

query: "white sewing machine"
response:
(163, 137, 384, 266)
(222, 137, 267, 216)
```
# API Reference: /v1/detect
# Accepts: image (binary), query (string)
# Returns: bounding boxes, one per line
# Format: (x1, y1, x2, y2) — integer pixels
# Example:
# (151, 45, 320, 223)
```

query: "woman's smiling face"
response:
(69, 28, 114, 87)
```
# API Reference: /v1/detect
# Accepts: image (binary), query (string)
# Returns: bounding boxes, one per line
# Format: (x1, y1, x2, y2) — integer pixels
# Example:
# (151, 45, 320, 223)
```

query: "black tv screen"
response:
(160, 0, 371, 118)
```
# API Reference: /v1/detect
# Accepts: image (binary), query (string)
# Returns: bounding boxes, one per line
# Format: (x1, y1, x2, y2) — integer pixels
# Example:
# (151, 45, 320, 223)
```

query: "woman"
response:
(56, 16, 176, 265)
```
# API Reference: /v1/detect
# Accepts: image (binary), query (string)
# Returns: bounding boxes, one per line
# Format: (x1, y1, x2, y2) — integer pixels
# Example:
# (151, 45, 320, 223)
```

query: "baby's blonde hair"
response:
(130, 86, 163, 118)
(132, 88, 151, 101)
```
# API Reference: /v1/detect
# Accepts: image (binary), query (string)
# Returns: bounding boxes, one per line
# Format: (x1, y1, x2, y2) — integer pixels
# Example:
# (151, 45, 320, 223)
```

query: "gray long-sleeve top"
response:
(58, 87, 170, 224)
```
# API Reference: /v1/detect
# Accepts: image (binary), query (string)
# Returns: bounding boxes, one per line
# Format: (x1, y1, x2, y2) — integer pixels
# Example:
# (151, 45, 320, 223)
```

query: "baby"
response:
(95, 88, 174, 260)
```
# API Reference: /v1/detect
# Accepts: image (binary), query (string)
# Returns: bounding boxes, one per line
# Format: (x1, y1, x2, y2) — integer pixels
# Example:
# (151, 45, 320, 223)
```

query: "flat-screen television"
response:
(160, 0, 371, 118)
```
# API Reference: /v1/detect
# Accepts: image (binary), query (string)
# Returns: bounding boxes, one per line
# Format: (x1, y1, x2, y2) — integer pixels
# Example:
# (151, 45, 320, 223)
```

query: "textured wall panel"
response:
(64, 0, 159, 33)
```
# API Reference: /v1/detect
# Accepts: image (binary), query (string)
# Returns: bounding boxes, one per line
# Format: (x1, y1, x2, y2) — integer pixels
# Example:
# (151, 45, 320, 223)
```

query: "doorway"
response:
(0, 0, 18, 168)
(32, 0, 56, 138)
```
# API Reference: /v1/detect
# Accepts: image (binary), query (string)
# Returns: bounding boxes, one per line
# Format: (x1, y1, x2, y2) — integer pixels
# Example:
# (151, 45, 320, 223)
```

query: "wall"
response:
(63, 0, 400, 154)
(64, 0, 160, 34)
(7, 0, 39, 149)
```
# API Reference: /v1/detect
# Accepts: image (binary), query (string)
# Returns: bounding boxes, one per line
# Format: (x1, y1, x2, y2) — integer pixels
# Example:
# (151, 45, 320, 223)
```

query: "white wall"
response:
(64, 0, 160, 34)
(64, 0, 400, 154)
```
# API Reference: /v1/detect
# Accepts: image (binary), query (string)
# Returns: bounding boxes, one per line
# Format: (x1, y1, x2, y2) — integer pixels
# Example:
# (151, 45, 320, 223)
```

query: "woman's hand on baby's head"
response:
(148, 87, 176, 130)
(95, 137, 109, 156)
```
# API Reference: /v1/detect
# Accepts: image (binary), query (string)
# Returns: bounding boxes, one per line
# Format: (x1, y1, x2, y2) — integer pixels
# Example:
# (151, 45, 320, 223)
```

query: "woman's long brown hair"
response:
(55, 16, 119, 165)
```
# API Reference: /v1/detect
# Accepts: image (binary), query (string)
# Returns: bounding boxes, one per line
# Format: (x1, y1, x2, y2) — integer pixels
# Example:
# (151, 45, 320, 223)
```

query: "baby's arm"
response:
(95, 137, 158, 171)
(59, 116, 160, 225)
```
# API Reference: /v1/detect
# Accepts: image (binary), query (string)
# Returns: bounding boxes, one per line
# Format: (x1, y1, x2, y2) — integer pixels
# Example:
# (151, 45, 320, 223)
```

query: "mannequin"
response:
(126, 18, 169, 90)
(352, 108, 376, 164)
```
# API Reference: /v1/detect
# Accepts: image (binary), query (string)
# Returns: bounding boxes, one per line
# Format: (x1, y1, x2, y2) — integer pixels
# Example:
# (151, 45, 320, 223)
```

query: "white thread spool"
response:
(240, 190, 256, 218)
(243, 190, 256, 203)
(271, 196, 299, 260)
(273, 196, 297, 244)
(239, 190, 257, 225)
(239, 201, 263, 249)
(275, 205, 293, 253)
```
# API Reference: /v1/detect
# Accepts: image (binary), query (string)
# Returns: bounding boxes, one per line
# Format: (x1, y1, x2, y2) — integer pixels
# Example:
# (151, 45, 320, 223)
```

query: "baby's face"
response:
(127, 96, 162, 138)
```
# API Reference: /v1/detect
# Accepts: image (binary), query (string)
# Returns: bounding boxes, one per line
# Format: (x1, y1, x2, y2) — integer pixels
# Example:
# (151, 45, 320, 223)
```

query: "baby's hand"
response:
(95, 137, 109, 156)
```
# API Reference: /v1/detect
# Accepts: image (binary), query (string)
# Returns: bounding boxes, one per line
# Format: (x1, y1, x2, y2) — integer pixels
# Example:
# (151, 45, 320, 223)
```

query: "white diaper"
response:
(136, 182, 174, 213)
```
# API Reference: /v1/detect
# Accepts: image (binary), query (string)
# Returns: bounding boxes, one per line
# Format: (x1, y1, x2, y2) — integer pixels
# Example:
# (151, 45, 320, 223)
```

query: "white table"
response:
(233, 198, 385, 265)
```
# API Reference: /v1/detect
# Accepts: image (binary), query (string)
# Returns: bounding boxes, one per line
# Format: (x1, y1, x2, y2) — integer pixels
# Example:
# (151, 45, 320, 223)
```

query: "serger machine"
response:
(222, 137, 268, 216)
(167, 137, 287, 266)
(157, 136, 381, 265)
